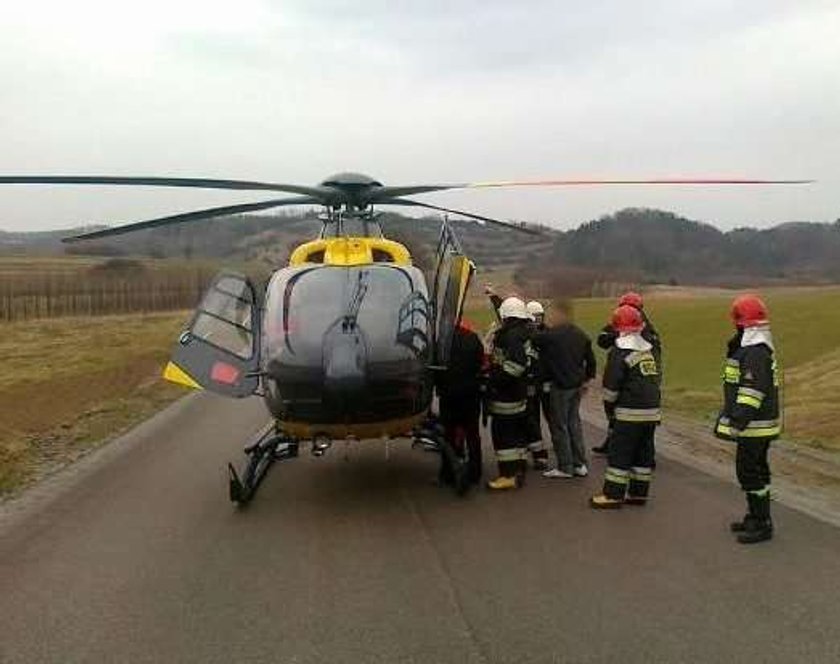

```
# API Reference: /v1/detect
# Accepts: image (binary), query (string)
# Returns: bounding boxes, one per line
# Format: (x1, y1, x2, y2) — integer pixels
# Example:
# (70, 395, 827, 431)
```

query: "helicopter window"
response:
(372, 248, 394, 263)
(264, 265, 427, 356)
(214, 276, 251, 302)
(189, 278, 257, 360)
(307, 250, 325, 263)
(200, 290, 253, 331)
(191, 312, 254, 360)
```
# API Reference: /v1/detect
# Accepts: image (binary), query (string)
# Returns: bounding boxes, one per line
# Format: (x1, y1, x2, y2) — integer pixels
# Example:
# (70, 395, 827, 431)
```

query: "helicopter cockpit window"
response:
(264, 265, 428, 359)
(190, 278, 256, 360)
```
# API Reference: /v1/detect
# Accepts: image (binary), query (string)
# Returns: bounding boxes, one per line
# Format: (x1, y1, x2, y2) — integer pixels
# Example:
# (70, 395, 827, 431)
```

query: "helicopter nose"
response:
(323, 334, 367, 396)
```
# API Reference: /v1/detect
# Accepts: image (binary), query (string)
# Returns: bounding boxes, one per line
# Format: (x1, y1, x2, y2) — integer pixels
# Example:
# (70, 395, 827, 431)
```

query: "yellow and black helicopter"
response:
(0, 172, 810, 502)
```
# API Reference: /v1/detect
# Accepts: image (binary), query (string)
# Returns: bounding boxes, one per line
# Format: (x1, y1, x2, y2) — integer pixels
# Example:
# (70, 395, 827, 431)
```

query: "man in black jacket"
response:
(714, 294, 781, 544)
(593, 291, 662, 456)
(532, 300, 596, 479)
(435, 319, 486, 486)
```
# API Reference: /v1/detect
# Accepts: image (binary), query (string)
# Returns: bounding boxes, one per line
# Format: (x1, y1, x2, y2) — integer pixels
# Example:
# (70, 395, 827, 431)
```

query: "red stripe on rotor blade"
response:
(468, 179, 814, 187)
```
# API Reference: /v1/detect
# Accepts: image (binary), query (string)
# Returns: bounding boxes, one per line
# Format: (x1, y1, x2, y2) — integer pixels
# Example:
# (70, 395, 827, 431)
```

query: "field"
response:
(0, 312, 190, 495)
(0, 255, 253, 322)
(467, 286, 840, 451)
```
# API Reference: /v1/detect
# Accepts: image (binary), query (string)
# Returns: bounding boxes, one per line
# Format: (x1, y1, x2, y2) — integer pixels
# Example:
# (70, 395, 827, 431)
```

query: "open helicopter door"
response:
(431, 219, 476, 367)
(163, 271, 261, 398)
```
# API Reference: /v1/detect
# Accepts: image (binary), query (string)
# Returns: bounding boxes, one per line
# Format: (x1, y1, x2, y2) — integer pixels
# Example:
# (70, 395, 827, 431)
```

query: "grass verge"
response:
(0, 312, 191, 496)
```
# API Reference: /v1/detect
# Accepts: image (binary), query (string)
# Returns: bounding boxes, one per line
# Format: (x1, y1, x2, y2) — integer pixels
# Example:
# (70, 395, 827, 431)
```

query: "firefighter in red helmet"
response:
(715, 294, 781, 544)
(591, 305, 661, 509)
(593, 291, 662, 455)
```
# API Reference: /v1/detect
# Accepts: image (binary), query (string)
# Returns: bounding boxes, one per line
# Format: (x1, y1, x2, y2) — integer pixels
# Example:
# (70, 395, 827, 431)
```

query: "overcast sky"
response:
(1, 0, 838, 232)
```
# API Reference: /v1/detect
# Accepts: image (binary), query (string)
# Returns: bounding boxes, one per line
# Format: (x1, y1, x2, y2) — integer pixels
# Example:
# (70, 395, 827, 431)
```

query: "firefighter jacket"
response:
(487, 319, 532, 416)
(715, 327, 781, 441)
(602, 333, 661, 423)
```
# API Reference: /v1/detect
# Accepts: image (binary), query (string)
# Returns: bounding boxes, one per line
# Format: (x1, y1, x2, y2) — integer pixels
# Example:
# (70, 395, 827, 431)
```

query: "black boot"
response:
(737, 492, 773, 544)
(730, 514, 757, 533)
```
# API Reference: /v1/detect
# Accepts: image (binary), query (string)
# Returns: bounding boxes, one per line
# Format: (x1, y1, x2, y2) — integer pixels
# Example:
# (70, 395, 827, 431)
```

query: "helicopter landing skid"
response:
(228, 423, 299, 506)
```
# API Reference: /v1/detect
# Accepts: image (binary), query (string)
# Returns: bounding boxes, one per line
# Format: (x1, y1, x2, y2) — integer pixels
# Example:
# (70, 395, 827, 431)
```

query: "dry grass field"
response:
(0, 312, 190, 495)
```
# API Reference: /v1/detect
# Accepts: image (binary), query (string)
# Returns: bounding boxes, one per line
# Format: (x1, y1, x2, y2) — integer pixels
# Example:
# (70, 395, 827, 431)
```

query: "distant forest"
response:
(3, 207, 839, 289)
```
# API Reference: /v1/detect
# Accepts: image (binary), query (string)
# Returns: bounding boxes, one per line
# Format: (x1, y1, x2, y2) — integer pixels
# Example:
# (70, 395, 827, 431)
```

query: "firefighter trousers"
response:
(735, 438, 772, 519)
(602, 421, 656, 500)
(491, 412, 528, 478)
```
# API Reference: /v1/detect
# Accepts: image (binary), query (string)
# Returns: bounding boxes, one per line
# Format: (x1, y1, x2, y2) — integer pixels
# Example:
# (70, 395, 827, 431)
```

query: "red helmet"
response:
(731, 294, 769, 328)
(612, 304, 645, 334)
(458, 317, 475, 333)
(618, 291, 644, 310)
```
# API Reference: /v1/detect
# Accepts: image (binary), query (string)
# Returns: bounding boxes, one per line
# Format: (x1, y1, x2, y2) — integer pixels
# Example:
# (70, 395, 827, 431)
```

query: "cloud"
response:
(0, 0, 838, 231)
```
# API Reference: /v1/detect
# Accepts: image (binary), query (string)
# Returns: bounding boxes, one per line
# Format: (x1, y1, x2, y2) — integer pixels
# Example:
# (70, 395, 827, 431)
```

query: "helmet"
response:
(612, 304, 645, 334)
(731, 294, 769, 328)
(618, 291, 644, 310)
(526, 301, 544, 317)
(498, 297, 530, 320)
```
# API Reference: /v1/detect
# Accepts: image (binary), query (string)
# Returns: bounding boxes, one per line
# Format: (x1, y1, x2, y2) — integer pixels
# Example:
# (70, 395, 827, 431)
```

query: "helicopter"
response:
(0, 172, 811, 503)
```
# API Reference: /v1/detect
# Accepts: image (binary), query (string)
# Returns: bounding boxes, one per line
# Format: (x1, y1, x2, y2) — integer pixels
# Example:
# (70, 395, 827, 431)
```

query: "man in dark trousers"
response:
(435, 318, 485, 487)
(593, 291, 662, 455)
(714, 294, 781, 544)
(532, 300, 596, 479)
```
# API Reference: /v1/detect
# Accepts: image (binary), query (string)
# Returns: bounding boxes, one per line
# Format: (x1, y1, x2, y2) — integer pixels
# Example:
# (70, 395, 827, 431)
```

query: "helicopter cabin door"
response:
(163, 271, 261, 398)
(432, 223, 476, 367)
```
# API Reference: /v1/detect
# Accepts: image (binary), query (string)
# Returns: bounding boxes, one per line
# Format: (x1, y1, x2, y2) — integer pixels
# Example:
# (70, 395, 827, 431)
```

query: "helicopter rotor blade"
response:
(0, 175, 331, 199)
(465, 177, 815, 188)
(370, 177, 814, 201)
(378, 198, 543, 235)
(63, 196, 322, 243)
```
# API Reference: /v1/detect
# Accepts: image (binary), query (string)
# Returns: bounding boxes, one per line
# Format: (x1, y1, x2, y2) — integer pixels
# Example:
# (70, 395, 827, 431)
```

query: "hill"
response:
(3, 208, 840, 287)
(0, 210, 552, 272)
(517, 208, 840, 291)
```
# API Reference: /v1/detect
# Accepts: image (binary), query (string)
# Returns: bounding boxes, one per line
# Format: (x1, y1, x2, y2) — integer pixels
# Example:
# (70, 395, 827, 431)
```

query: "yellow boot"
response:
(590, 494, 623, 509)
(487, 475, 520, 491)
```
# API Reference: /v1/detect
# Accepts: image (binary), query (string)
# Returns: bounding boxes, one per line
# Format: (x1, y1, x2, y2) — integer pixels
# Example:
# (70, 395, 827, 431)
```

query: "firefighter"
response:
(525, 300, 550, 470)
(714, 294, 781, 544)
(484, 285, 548, 471)
(486, 296, 533, 490)
(593, 291, 662, 456)
(435, 318, 485, 486)
(591, 305, 661, 509)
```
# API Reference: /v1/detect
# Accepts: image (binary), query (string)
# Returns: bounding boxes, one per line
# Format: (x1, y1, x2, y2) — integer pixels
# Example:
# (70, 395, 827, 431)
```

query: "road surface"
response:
(2, 394, 840, 663)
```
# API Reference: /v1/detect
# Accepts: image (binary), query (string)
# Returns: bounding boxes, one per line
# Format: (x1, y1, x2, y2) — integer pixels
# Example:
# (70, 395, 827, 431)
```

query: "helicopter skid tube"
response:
(229, 423, 299, 506)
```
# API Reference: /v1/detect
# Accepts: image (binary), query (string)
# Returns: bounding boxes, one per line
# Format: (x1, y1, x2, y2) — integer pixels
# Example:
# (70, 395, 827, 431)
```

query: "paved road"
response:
(3, 394, 840, 663)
